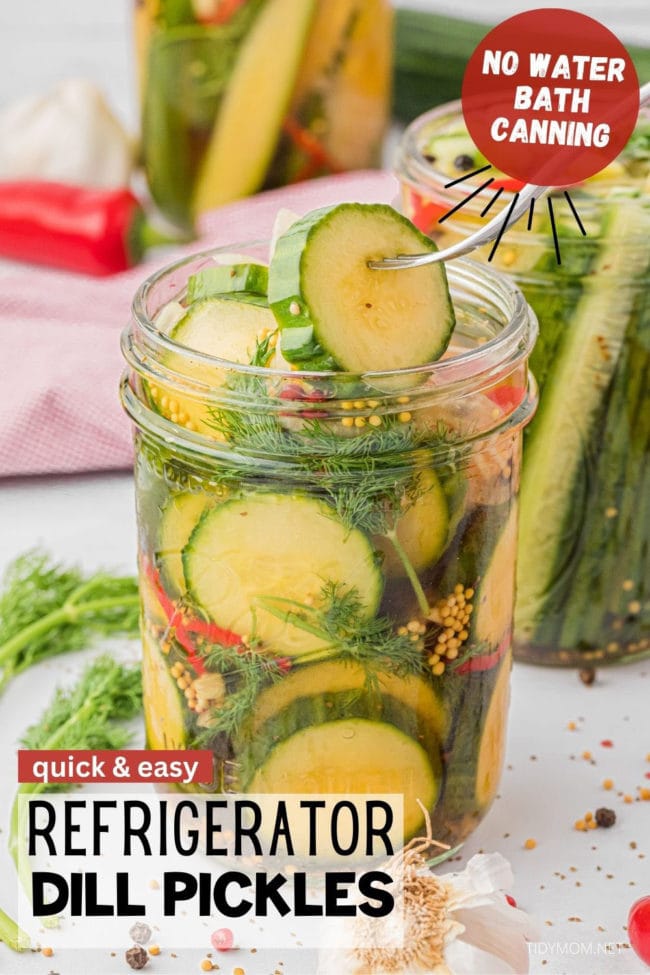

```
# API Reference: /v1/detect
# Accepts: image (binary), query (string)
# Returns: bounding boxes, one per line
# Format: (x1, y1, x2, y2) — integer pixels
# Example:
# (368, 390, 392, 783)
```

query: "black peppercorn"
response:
(595, 807, 616, 828)
(453, 153, 475, 171)
(579, 667, 596, 685)
(126, 945, 149, 970)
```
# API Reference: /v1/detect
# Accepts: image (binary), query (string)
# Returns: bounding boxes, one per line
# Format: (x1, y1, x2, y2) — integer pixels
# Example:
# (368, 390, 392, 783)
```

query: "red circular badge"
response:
(461, 8, 639, 185)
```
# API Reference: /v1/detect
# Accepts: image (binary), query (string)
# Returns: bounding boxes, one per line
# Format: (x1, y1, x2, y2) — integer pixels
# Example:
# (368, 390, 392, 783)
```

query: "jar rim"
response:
(128, 241, 535, 389)
(396, 99, 649, 212)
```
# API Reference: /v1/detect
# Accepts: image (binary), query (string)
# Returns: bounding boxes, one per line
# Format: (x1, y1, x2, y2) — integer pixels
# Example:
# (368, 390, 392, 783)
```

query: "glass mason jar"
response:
(133, 0, 393, 229)
(120, 243, 537, 851)
(396, 102, 650, 668)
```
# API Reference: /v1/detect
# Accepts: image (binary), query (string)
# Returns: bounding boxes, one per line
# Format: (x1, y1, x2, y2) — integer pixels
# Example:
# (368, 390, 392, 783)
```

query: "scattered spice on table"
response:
(603, 778, 614, 790)
(524, 838, 537, 849)
(148, 946, 161, 956)
(41, 947, 53, 957)
(639, 787, 650, 800)
(601, 739, 614, 748)
(129, 922, 152, 946)
(595, 807, 617, 828)
(579, 667, 596, 685)
(126, 945, 149, 970)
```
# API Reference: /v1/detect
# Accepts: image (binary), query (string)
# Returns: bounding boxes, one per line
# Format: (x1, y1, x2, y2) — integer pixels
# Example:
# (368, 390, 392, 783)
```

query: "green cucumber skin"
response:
(556, 291, 650, 651)
(433, 659, 504, 823)
(187, 264, 269, 301)
(431, 500, 513, 641)
(516, 204, 650, 648)
(268, 204, 337, 365)
(142, 2, 266, 228)
(234, 685, 443, 792)
(269, 203, 452, 370)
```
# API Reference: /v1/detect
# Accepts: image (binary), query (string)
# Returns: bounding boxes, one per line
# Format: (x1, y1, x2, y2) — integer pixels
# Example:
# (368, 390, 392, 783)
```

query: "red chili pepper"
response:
(194, 0, 247, 24)
(505, 894, 517, 908)
(491, 177, 525, 192)
(282, 117, 344, 176)
(456, 631, 511, 674)
(486, 385, 526, 412)
(0, 181, 182, 276)
(406, 188, 447, 234)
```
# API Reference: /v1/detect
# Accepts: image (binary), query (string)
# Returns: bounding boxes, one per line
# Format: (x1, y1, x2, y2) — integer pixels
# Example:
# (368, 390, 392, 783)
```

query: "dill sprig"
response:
(259, 582, 427, 685)
(6, 655, 143, 949)
(195, 642, 286, 742)
(0, 550, 140, 694)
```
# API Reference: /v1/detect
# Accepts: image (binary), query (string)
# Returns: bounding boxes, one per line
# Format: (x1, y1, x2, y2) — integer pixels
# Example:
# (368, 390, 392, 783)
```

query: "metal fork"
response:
(369, 80, 650, 271)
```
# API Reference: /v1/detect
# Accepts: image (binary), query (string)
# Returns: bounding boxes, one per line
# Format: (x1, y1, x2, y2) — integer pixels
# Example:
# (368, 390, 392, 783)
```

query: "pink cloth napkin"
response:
(0, 171, 397, 478)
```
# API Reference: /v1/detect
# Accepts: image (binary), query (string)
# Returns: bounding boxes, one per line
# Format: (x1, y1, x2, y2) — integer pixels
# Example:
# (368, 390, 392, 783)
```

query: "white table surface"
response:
(1, 1, 650, 973)
(0, 474, 649, 975)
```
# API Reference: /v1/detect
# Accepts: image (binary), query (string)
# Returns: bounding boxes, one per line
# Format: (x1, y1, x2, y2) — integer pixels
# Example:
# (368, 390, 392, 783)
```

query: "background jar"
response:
(396, 102, 650, 668)
(133, 0, 393, 229)
(121, 243, 537, 851)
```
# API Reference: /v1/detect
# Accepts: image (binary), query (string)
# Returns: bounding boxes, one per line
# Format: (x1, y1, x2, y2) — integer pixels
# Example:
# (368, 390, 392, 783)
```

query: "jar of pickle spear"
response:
(134, 0, 393, 228)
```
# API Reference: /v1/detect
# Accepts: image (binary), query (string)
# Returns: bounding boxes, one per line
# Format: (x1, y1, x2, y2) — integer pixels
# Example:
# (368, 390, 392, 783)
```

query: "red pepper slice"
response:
(406, 188, 447, 234)
(193, 0, 247, 24)
(142, 559, 243, 673)
(490, 177, 525, 192)
(456, 631, 511, 674)
(486, 385, 526, 412)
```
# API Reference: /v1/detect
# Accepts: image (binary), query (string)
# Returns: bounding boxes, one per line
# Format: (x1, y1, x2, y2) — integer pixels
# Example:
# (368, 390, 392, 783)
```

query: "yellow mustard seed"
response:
(398, 411, 412, 423)
(398, 626, 408, 636)
(368, 415, 382, 427)
(524, 838, 537, 849)
(603, 778, 614, 790)
(585, 811, 593, 822)
(582, 751, 592, 761)
(639, 787, 650, 801)
(341, 417, 354, 428)
(200, 960, 213, 972)
(397, 395, 410, 405)
(432, 661, 445, 677)
(233, 968, 246, 975)
(622, 579, 635, 591)
(149, 946, 161, 956)
(428, 654, 440, 666)
(406, 620, 420, 633)
(567, 721, 577, 731)
(367, 399, 380, 408)
(628, 600, 642, 614)
(341, 401, 353, 410)
(624, 794, 634, 804)
(353, 400, 365, 410)
(446, 647, 459, 661)
(41, 947, 53, 958)
(605, 507, 618, 518)
(354, 417, 366, 428)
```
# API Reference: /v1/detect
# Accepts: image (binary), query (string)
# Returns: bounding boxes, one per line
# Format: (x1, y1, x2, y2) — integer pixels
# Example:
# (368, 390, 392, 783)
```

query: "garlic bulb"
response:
(317, 852, 539, 975)
(0, 79, 135, 187)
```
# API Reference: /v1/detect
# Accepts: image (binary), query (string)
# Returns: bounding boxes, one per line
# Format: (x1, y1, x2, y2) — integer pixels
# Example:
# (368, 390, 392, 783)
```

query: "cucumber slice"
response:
(157, 492, 212, 597)
(269, 203, 455, 372)
(473, 505, 517, 648)
(187, 263, 269, 302)
(247, 659, 448, 741)
(141, 628, 187, 750)
(149, 295, 275, 437)
(184, 492, 382, 656)
(193, 0, 316, 211)
(244, 715, 440, 841)
(474, 649, 511, 807)
(516, 205, 650, 641)
(374, 468, 449, 576)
